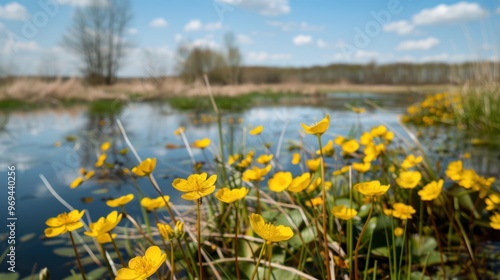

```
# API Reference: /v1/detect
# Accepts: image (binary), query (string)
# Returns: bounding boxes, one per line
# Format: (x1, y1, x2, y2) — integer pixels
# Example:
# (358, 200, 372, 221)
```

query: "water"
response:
(0, 92, 497, 278)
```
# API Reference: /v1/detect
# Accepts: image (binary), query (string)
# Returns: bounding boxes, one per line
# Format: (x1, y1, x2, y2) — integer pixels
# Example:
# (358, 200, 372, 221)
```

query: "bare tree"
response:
(224, 32, 242, 85)
(63, 0, 132, 85)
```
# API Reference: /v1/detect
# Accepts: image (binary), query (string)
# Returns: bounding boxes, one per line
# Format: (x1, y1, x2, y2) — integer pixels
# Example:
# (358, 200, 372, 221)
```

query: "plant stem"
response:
(100, 244, 115, 278)
(68, 231, 87, 280)
(109, 232, 126, 267)
(197, 199, 204, 280)
(148, 174, 177, 223)
(125, 214, 156, 245)
(267, 243, 273, 280)
(250, 243, 267, 280)
(317, 134, 331, 280)
(354, 199, 374, 280)
(234, 202, 241, 280)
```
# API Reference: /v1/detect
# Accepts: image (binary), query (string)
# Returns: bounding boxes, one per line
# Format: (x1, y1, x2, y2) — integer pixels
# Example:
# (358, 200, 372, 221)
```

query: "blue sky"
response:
(0, 0, 499, 77)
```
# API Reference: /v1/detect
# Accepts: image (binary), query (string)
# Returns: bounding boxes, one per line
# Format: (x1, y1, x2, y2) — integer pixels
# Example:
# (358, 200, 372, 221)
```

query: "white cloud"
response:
(267, 21, 324, 32)
(237, 34, 253, 45)
(0, 2, 29, 20)
(332, 50, 382, 62)
(317, 39, 329, 49)
(175, 34, 184, 42)
(412, 2, 488, 25)
(383, 20, 415, 35)
(184, 20, 222, 32)
(150, 18, 168, 28)
(218, 0, 290, 16)
(396, 37, 439, 51)
(2, 40, 39, 54)
(57, 0, 109, 6)
(247, 51, 291, 62)
(293, 35, 312, 45)
(128, 28, 138, 35)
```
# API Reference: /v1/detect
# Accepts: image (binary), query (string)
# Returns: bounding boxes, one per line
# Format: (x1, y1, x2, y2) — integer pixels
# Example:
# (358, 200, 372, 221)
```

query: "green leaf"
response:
(275, 209, 304, 229)
(371, 247, 390, 257)
(411, 236, 437, 256)
(0, 273, 19, 280)
(19, 233, 36, 243)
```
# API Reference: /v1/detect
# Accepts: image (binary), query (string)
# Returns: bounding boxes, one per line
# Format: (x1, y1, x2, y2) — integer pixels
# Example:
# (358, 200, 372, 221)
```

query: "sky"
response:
(0, 0, 499, 77)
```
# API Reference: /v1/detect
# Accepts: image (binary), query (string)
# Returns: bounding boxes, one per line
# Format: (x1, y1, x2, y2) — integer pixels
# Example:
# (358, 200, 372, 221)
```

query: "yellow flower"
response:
(305, 197, 324, 207)
(100, 142, 111, 152)
(84, 211, 122, 237)
(116, 246, 166, 280)
(463, 152, 471, 159)
(268, 172, 293, 192)
(352, 162, 371, 173)
(383, 131, 394, 142)
(242, 165, 272, 181)
(172, 173, 217, 200)
(396, 171, 422, 189)
(341, 139, 359, 154)
(84, 170, 95, 180)
(446, 160, 463, 181)
(418, 180, 443, 201)
(370, 125, 387, 137)
(193, 138, 211, 149)
(95, 153, 107, 167)
(359, 132, 373, 145)
(70, 177, 84, 189)
(157, 223, 175, 240)
(140, 196, 170, 211)
(291, 153, 301, 165)
(306, 158, 321, 172)
(227, 154, 240, 165)
(174, 221, 184, 237)
(489, 213, 500, 230)
(306, 178, 332, 193)
(401, 154, 423, 169)
(354, 180, 390, 197)
(394, 227, 404, 237)
(316, 140, 334, 156)
(174, 126, 185, 135)
(352, 107, 365, 113)
(132, 158, 157, 176)
(215, 187, 249, 203)
(96, 233, 116, 244)
(44, 210, 85, 238)
(249, 125, 263, 135)
(256, 154, 273, 165)
(288, 173, 311, 193)
(333, 166, 350, 176)
(485, 194, 500, 211)
(106, 194, 135, 208)
(332, 205, 357, 220)
(249, 213, 294, 243)
(390, 203, 416, 220)
(334, 136, 345, 146)
(301, 114, 330, 135)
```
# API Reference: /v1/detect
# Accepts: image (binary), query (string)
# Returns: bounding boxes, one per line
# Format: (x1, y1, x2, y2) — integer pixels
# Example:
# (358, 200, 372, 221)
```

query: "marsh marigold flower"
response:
(116, 246, 166, 280)
(332, 205, 357, 220)
(256, 154, 273, 165)
(44, 209, 85, 238)
(390, 203, 416, 220)
(141, 196, 170, 211)
(215, 187, 248, 203)
(132, 158, 156, 176)
(352, 162, 371, 173)
(157, 223, 175, 240)
(489, 213, 500, 230)
(173, 126, 185, 135)
(84, 211, 122, 237)
(193, 138, 211, 149)
(333, 166, 350, 176)
(249, 125, 263, 135)
(341, 139, 360, 154)
(106, 194, 134, 208)
(306, 158, 321, 172)
(316, 139, 334, 156)
(100, 142, 111, 152)
(70, 177, 84, 189)
(446, 160, 463, 181)
(95, 154, 107, 167)
(242, 165, 272, 181)
(268, 172, 293, 192)
(396, 171, 422, 189)
(288, 173, 311, 193)
(418, 180, 443, 201)
(359, 132, 373, 146)
(401, 154, 423, 169)
(249, 213, 294, 243)
(305, 197, 324, 207)
(301, 114, 330, 135)
(394, 227, 404, 237)
(485, 194, 500, 211)
(291, 153, 301, 165)
(370, 125, 387, 137)
(354, 180, 390, 197)
(84, 170, 95, 180)
(172, 173, 217, 200)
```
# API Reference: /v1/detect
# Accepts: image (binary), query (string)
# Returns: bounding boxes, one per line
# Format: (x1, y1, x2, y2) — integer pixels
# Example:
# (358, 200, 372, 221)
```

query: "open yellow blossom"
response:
(106, 194, 134, 208)
(334, 136, 345, 146)
(291, 153, 301, 165)
(307, 178, 332, 193)
(446, 160, 463, 181)
(485, 194, 500, 211)
(249, 213, 294, 243)
(44, 209, 85, 238)
(489, 213, 500, 230)
(383, 131, 394, 142)
(352, 162, 371, 173)
(172, 173, 217, 200)
(333, 166, 350, 176)
(305, 197, 324, 207)
(70, 177, 84, 189)
(332, 205, 357, 220)
(84, 170, 95, 180)
(157, 223, 175, 240)
(418, 180, 443, 201)
(396, 171, 422, 189)
(268, 172, 293, 192)
(256, 154, 273, 165)
(227, 154, 240, 165)
(401, 154, 423, 169)
(352, 107, 365, 113)
(316, 139, 334, 156)
(359, 132, 373, 145)
(132, 158, 157, 177)
(354, 180, 390, 197)
(306, 158, 321, 172)
(215, 187, 249, 203)
(458, 169, 478, 189)
(95, 153, 107, 167)
(390, 203, 416, 220)
(370, 125, 387, 137)
(96, 233, 116, 244)
(242, 165, 272, 181)
(249, 125, 264, 135)
(341, 139, 360, 154)
(301, 114, 330, 135)
(116, 246, 166, 280)
(173, 126, 185, 135)
(394, 227, 404, 237)
(140, 196, 170, 211)
(100, 142, 111, 152)
(288, 173, 311, 193)
(193, 138, 211, 149)
(84, 211, 122, 237)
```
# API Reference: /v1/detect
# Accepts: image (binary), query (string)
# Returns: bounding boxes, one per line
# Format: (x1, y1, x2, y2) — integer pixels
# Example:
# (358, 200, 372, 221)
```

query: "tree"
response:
(63, 0, 132, 85)
(176, 44, 227, 84)
(223, 32, 242, 85)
